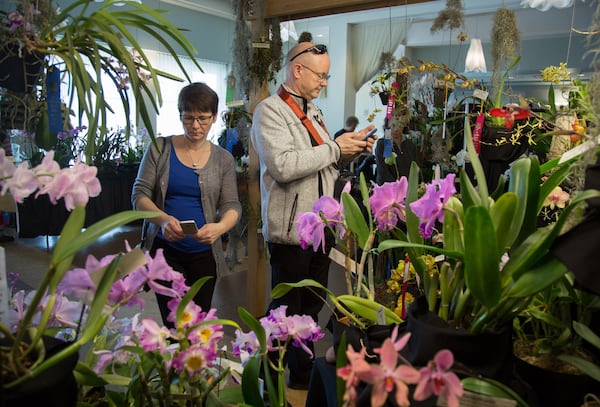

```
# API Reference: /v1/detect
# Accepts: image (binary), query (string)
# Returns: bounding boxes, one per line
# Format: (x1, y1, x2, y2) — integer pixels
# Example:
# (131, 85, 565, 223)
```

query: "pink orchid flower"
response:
(413, 349, 464, 407)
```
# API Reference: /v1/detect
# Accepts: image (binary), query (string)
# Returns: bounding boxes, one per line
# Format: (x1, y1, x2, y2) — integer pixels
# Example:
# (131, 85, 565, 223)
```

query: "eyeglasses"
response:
(299, 63, 330, 83)
(180, 114, 214, 125)
(289, 44, 328, 62)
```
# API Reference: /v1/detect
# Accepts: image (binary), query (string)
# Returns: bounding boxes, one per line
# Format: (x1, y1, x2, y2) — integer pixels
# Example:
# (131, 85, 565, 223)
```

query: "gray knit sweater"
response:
(250, 87, 341, 245)
(131, 136, 242, 277)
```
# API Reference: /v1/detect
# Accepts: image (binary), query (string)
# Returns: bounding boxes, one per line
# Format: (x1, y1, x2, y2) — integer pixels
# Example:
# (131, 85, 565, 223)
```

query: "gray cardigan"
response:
(250, 88, 341, 245)
(131, 136, 242, 277)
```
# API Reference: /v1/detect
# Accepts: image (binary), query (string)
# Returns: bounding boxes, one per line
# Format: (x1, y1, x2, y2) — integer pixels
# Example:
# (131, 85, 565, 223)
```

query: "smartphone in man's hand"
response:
(180, 220, 198, 235)
(362, 128, 377, 141)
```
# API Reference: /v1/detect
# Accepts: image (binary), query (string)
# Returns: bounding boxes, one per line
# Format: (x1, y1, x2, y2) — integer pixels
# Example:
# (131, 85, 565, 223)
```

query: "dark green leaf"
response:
(464, 206, 501, 308)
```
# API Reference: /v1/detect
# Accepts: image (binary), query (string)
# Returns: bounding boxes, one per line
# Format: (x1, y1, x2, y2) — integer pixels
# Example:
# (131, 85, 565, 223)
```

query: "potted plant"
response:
(512, 273, 600, 406)
(0, 0, 201, 162)
(0, 146, 327, 407)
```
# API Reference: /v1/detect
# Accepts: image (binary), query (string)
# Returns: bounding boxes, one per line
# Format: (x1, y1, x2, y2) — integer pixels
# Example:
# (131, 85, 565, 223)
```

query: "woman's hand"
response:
(195, 223, 224, 245)
(161, 217, 185, 241)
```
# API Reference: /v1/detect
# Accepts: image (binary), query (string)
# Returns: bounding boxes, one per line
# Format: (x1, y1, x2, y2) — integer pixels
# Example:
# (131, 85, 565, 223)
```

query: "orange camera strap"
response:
(277, 85, 324, 146)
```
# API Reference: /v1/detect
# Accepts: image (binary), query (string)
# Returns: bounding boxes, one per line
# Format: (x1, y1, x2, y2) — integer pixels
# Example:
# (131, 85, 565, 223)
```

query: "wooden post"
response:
(245, 16, 270, 316)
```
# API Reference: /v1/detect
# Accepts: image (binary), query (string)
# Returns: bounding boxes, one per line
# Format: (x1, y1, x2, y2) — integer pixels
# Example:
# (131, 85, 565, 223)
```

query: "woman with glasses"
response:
(132, 82, 241, 328)
(251, 41, 376, 390)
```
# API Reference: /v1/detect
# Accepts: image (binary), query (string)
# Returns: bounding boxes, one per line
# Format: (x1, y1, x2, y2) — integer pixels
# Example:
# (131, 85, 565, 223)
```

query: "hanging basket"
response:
(0, 44, 44, 94)
(378, 91, 389, 106)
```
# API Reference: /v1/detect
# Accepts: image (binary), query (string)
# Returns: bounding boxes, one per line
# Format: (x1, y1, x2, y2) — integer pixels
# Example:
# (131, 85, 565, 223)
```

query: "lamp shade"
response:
(465, 38, 487, 73)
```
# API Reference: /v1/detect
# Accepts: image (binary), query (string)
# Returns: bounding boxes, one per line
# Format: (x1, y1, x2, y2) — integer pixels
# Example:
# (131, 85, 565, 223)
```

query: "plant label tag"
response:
(252, 42, 270, 49)
(377, 306, 386, 325)
(559, 137, 599, 164)
(436, 390, 517, 406)
(473, 89, 489, 101)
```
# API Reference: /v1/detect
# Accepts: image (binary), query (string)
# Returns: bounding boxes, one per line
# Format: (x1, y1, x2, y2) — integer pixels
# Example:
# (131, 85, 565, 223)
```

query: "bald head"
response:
(284, 42, 330, 100)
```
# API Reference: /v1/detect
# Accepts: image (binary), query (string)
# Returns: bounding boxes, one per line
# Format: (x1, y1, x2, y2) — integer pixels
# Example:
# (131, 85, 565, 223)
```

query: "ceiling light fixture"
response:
(465, 38, 487, 73)
(520, 0, 573, 11)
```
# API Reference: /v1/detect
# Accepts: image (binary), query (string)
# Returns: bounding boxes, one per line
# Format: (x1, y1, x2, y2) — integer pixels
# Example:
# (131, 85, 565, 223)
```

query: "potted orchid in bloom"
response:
(272, 175, 404, 331)
(0, 147, 325, 406)
(0, 147, 159, 403)
(375, 125, 600, 335)
(79, 277, 324, 406)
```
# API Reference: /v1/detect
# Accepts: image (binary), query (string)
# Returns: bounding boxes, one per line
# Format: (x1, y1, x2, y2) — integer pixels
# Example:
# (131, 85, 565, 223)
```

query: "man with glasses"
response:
(251, 41, 376, 390)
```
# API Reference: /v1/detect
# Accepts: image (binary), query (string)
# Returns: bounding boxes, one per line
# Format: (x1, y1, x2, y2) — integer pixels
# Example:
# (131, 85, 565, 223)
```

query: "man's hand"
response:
(335, 125, 377, 161)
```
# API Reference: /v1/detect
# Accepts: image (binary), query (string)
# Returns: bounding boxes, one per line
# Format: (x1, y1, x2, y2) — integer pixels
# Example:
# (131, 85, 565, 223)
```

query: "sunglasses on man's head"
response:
(289, 44, 328, 62)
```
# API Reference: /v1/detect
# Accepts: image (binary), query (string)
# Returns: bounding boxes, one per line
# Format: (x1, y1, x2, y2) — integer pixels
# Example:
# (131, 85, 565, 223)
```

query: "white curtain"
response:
(349, 18, 410, 91)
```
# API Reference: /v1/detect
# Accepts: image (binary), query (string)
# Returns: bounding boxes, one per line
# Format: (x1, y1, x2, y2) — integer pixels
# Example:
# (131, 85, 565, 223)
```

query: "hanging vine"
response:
(490, 7, 521, 100)
(232, 0, 252, 100)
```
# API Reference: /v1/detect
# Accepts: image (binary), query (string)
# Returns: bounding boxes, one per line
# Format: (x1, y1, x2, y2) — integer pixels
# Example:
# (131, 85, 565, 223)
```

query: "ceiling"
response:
(162, 0, 592, 49)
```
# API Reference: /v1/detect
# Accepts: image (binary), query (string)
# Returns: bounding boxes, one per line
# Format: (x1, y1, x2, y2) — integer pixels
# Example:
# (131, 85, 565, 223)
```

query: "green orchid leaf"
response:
(79, 255, 122, 343)
(538, 159, 576, 213)
(506, 254, 567, 298)
(74, 361, 109, 387)
(240, 355, 265, 407)
(337, 295, 402, 324)
(48, 205, 86, 288)
(489, 176, 506, 201)
(464, 206, 501, 309)
(490, 192, 518, 253)
(504, 189, 600, 280)
(528, 308, 568, 329)
(509, 156, 540, 248)
(51, 210, 158, 265)
(378, 239, 463, 261)
(176, 276, 213, 324)
(573, 321, 600, 351)
(272, 279, 334, 301)
(548, 83, 556, 115)
(358, 172, 374, 230)
(461, 377, 530, 407)
(237, 307, 267, 351)
(406, 161, 424, 246)
(442, 196, 464, 253)
(459, 169, 482, 210)
(464, 123, 489, 206)
(558, 354, 600, 382)
(342, 191, 370, 249)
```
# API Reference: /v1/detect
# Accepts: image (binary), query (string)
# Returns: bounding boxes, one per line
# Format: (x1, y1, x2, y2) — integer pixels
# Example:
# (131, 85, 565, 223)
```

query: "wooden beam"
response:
(264, 0, 435, 20)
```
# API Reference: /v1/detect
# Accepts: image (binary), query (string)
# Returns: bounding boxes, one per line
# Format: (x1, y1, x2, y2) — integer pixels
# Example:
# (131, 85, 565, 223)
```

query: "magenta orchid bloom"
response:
(369, 178, 408, 231)
(295, 184, 349, 252)
(413, 349, 464, 407)
(409, 173, 456, 238)
(296, 211, 327, 252)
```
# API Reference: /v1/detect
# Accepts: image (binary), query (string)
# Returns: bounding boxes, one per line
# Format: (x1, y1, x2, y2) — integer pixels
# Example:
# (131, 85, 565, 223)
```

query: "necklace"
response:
(184, 139, 209, 168)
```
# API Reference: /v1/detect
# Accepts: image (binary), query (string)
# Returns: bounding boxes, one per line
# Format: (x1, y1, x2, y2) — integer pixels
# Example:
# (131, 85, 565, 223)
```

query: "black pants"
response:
(267, 241, 332, 385)
(151, 239, 217, 328)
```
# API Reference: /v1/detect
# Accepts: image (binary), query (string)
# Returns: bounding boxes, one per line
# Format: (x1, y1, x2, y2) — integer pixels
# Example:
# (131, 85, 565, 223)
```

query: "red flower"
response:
(489, 107, 530, 129)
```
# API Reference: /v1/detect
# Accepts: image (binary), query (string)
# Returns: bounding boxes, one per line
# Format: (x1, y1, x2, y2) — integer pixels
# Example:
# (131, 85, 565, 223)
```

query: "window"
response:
(59, 49, 228, 145)
(156, 53, 228, 143)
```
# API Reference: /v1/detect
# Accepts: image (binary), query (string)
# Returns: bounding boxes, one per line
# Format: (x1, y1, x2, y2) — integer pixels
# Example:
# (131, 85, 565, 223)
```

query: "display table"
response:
(17, 165, 139, 238)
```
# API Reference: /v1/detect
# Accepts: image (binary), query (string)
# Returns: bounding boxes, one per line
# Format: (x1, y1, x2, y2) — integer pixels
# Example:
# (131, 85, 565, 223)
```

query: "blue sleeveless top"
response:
(161, 147, 210, 253)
